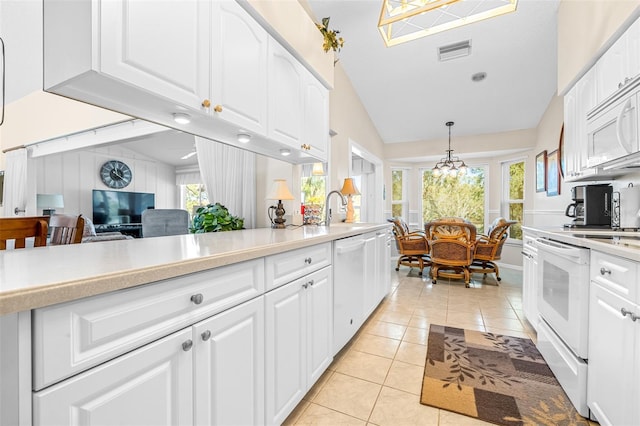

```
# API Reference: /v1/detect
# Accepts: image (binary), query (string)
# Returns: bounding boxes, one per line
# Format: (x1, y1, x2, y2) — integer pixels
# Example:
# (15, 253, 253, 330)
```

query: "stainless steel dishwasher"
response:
(332, 235, 366, 355)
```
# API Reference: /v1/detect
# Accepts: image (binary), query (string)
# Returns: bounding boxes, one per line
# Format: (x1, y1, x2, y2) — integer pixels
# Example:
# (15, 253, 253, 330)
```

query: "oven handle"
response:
(535, 238, 586, 260)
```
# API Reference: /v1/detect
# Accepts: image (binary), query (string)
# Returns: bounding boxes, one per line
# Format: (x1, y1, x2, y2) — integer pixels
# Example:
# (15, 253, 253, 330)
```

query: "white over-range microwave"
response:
(586, 77, 640, 168)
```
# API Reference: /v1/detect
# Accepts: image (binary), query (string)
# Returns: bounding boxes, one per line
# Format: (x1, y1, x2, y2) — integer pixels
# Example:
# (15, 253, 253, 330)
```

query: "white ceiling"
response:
(307, 0, 559, 143)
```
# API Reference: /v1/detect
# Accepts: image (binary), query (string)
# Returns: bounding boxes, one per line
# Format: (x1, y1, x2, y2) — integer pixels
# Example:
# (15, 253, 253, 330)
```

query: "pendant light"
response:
(432, 121, 467, 177)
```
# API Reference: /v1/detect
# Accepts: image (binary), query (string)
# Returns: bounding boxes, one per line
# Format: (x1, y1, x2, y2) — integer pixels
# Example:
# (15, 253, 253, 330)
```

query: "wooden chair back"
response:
(0, 217, 49, 250)
(49, 214, 85, 245)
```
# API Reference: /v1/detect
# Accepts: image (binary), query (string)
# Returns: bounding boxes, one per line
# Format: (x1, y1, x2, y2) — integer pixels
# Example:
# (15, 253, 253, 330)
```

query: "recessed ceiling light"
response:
(280, 148, 291, 156)
(237, 133, 251, 143)
(172, 112, 191, 124)
(471, 72, 487, 82)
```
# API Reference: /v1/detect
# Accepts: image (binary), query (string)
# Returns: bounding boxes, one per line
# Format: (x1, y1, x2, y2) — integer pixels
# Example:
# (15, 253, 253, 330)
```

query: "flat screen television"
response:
(92, 190, 155, 225)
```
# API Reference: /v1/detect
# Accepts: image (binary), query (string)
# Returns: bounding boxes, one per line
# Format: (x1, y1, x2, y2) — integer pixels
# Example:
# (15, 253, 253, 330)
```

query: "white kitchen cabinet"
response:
(210, 0, 268, 135)
(302, 68, 329, 161)
(99, 0, 211, 111)
(267, 38, 304, 149)
(588, 282, 640, 426)
(265, 266, 333, 426)
(33, 328, 194, 426)
(596, 16, 640, 104)
(194, 296, 265, 426)
(363, 229, 392, 318)
(521, 232, 538, 330)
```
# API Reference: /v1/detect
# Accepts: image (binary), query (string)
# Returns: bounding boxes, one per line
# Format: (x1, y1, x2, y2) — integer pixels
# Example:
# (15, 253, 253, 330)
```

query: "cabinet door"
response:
(563, 86, 579, 179)
(33, 328, 193, 426)
(302, 70, 329, 161)
(265, 279, 306, 425)
(588, 283, 637, 426)
(268, 39, 303, 148)
(211, 0, 268, 135)
(100, 0, 210, 111)
(306, 267, 333, 384)
(596, 32, 629, 103)
(376, 230, 392, 300)
(521, 251, 538, 330)
(194, 297, 265, 426)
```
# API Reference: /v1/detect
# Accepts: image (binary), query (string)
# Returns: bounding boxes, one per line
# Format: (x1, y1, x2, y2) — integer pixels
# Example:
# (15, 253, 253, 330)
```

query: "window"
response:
(502, 159, 524, 240)
(301, 164, 326, 224)
(391, 168, 408, 219)
(421, 166, 487, 233)
(181, 184, 209, 217)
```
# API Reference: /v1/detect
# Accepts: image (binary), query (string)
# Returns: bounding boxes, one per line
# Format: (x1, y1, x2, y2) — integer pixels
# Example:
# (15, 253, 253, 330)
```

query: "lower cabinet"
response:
(265, 266, 333, 425)
(521, 233, 539, 330)
(33, 297, 265, 426)
(588, 282, 640, 426)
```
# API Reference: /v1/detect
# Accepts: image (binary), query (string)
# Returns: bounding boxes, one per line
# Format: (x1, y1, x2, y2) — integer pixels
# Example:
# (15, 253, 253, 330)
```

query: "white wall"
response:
(33, 145, 177, 220)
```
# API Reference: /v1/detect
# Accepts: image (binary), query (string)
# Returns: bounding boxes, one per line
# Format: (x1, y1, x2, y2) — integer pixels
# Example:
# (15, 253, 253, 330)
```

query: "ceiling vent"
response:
(438, 40, 472, 61)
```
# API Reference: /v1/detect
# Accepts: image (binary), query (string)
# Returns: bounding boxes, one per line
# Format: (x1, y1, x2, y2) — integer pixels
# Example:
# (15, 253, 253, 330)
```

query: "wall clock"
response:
(100, 160, 132, 188)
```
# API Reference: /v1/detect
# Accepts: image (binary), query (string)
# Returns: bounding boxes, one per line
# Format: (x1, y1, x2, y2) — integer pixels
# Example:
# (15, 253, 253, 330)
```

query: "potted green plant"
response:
(190, 203, 244, 233)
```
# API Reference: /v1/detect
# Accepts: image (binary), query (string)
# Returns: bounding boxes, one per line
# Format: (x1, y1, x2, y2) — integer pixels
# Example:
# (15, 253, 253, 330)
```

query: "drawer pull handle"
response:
(305, 257, 312, 264)
(600, 267, 611, 276)
(191, 294, 204, 305)
(182, 339, 193, 351)
(621, 308, 633, 318)
(201, 330, 212, 341)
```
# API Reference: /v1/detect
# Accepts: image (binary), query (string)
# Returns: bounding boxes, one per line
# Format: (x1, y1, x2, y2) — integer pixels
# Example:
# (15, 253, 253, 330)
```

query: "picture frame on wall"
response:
(536, 150, 547, 193)
(547, 149, 560, 196)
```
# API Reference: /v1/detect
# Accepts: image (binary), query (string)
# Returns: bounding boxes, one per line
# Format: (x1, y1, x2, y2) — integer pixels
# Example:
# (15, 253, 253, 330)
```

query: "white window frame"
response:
(390, 167, 409, 221)
(501, 157, 525, 241)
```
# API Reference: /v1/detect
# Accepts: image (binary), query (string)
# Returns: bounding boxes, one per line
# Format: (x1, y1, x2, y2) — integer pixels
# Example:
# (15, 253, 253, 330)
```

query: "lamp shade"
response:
(36, 194, 64, 208)
(340, 178, 360, 196)
(267, 179, 295, 201)
(312, 162, 325, 176)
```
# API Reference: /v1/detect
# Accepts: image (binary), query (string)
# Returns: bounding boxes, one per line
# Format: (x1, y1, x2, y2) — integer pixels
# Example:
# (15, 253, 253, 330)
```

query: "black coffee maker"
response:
(565, 184, 613, 228)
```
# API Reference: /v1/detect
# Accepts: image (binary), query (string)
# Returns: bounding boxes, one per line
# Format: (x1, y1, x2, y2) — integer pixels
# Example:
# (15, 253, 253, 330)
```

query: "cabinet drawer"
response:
(591, 251, 638, 302)
(265, 242, 331, 290)
(33, 259, 264, 390)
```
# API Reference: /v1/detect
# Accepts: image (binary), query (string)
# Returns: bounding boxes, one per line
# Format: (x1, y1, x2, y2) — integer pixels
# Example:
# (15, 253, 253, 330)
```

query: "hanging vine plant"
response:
(316, 17, 344, 63)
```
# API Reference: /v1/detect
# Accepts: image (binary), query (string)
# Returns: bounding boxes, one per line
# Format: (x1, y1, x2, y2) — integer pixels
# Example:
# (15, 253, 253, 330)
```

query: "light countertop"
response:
(522, 226, 640, 262)
(0, 223, 390, 316)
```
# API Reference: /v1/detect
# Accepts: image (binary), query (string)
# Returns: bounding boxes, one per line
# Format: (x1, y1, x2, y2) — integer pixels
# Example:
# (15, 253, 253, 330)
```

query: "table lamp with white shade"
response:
(37, 194, 64, 216)
(267, 179, 295, 229)
(340, 178, 360, 223)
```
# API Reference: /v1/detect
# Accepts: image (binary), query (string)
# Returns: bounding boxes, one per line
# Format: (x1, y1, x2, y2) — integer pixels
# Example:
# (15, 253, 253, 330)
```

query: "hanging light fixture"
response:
(378, 0, 518, 47)
(432, 121, 467, 177)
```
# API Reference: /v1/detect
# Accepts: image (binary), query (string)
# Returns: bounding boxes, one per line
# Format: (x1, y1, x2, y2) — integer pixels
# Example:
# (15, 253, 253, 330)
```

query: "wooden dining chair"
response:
(0, 217, 49, 250)
(49, 214, 85, 245)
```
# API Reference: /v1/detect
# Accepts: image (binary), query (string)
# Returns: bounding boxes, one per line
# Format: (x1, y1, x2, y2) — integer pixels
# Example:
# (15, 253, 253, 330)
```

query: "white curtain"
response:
(2, 148, 28, 217)
(195, 137, 256, 229)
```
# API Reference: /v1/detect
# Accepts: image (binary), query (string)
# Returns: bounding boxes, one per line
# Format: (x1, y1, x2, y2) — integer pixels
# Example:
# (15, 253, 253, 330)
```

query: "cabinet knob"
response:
(302, 283, 308, 289)
(631, 313, 640, 322)
(600, 267, 611, 276)
(182, 339, 193, 351)
(201, 330, 212, 341)
(307, 279, 315, 287)
(300, 144, 311, 150)
(621, 307, 632, 318)
(191, 293, 204, 305)
(202, 99, 211, 108)
(305, 257, 312, 264)
(213, 105, 223, 113)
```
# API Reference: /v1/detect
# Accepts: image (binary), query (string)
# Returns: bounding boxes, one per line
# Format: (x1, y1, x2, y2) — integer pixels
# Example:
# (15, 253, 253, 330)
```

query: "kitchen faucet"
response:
(324, 190, 347, 226)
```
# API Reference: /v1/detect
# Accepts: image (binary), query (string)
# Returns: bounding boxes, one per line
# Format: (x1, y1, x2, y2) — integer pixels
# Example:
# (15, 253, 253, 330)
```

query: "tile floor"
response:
(283, 265, 535, 426)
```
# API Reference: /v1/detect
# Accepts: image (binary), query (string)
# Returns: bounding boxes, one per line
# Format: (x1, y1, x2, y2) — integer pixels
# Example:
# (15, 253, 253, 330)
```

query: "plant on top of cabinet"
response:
(190, 203, 244, 233)
(316, 17, 344, 63)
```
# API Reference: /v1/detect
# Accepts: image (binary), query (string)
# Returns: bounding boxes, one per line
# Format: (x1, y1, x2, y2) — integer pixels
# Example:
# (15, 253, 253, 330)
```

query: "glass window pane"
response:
(509, 161, 524, 200)
(392, 170, 403, 201)
(301, 176, 326, 223)
(509, 203, 523, 240)
(184, 184, 209, 216)
(391, 204, 403, 218)
(422, 167, 486, 234)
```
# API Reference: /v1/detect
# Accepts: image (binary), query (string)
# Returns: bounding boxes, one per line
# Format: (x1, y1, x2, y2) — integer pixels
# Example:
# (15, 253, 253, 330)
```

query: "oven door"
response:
(536, 238, 590, 358)
(586, 92, 639, 168)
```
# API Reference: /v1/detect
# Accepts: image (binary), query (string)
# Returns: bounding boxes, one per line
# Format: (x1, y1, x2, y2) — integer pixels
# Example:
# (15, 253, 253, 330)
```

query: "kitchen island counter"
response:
(0, 223, 389, 315)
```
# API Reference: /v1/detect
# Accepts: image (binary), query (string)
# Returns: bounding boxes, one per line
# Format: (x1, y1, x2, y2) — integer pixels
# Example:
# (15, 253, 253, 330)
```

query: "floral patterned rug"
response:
(421, 325, 590, 425)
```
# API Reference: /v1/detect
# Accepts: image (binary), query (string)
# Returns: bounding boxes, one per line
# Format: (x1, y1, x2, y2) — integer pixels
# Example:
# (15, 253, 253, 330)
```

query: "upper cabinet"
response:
(43, 0, 328, 163)
(595, 17, 640, 105)
(211, 0, 268, 136)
